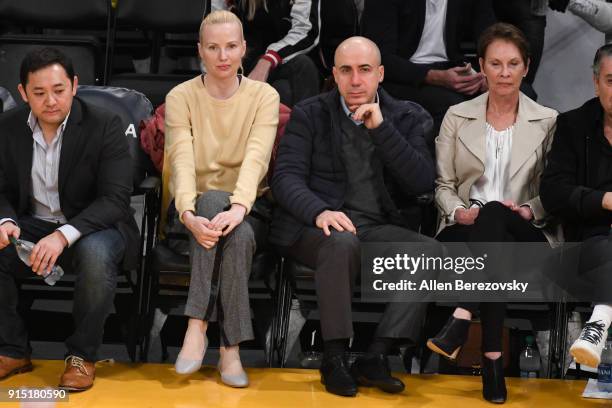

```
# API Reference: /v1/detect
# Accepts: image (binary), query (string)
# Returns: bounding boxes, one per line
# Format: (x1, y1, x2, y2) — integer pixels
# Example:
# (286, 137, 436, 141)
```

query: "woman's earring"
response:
(238, 64, 244, 76)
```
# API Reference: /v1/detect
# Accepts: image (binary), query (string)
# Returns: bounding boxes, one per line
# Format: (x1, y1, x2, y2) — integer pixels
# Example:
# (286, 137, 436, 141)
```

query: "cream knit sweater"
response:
(165, 75, 280, 218)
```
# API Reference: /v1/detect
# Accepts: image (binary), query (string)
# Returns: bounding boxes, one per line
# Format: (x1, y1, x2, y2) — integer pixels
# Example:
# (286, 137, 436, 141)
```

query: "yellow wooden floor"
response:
(1, 360, 611, 407)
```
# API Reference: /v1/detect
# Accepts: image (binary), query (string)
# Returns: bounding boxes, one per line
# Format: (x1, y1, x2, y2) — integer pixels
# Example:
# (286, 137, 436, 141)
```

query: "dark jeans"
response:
(268, 54, 320, 108)
(279, 223, 442, 343)
(436, 201, 547, 352)
(0, 216, 125, 362)
(493, 0, 546, 85)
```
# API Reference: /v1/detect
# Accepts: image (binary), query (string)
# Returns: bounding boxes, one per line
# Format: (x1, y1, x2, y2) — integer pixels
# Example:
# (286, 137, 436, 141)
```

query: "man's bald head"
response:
(334, 36, 381, 67)
(332, 36, 384, 112)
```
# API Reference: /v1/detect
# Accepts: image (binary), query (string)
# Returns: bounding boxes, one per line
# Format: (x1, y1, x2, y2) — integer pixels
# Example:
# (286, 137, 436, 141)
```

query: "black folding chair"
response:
(108, 0, 207, 107)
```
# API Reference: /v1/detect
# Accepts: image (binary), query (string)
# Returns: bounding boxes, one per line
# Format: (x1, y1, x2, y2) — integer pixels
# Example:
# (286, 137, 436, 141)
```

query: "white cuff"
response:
(0, 218, 17, 226)
(519, 203, 536, 221)
(57, 224, 82, 247)
(448, 205, 467, 225)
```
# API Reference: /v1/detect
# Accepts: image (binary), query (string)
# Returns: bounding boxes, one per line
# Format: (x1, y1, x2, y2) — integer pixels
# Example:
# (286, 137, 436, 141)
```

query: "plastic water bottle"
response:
(520, 335, 541, 378)
(9, 237, 64, 286)
(597, 329, 612, 392)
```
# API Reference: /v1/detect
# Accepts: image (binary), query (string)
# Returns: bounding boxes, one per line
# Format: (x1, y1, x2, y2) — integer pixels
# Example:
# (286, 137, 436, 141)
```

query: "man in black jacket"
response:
(540, 43, 612, 370)
(271, 37, 438, 397)
(362, 0, 496, 141)
(0, 48, 137, 391)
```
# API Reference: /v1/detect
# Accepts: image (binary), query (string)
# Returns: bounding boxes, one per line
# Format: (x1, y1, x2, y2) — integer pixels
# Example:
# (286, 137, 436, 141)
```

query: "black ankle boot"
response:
(482, 355, 507, 404)
(426, 316, 470, 360)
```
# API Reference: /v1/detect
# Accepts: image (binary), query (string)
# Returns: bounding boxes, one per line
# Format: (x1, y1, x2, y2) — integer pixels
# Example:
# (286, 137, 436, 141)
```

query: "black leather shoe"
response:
(320, 354, 358, 397)
(482, 355, 507, 404)
(426, 316, 471, 361)
(351, 354, 405, 394)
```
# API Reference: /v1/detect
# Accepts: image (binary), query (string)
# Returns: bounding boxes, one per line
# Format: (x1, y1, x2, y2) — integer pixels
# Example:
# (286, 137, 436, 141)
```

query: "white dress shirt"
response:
(0, 112, 81, 247)
(410, 0, 449, 64)
(469, 123, 514, 206)
(449, 123, 513, 222)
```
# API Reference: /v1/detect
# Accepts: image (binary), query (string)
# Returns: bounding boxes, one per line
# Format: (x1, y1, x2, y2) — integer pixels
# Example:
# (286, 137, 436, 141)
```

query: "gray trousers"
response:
(184, 191, 255, 346)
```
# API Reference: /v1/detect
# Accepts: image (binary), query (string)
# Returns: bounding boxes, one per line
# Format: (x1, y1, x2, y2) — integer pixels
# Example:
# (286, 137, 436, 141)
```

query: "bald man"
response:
(270, 37, 438, 397)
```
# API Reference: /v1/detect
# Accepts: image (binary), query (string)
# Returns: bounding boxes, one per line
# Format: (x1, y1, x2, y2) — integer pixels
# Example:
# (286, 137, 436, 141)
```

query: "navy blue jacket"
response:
(269, 88, 435, 247)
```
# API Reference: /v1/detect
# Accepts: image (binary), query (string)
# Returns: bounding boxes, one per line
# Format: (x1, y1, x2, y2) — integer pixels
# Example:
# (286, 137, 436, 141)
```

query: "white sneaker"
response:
(570, 320, 608, 368)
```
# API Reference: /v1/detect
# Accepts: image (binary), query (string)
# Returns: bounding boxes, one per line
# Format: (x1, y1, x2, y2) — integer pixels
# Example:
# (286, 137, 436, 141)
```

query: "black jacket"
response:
(540, 98, 612, 241)
(362, 0, 496, 86)
(269, 88, 435, 247)
(0, 97, 140, 269)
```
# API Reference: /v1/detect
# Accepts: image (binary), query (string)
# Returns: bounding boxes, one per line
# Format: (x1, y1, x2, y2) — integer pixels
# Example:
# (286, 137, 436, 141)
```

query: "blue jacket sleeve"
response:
(368, 104, 435, 195)
(271, 104, 331, 225)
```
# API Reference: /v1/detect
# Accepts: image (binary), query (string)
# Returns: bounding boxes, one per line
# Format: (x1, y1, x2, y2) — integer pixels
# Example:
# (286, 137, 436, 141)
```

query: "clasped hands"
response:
(454, 200, 534, 225)
(183, 204, 247, 249)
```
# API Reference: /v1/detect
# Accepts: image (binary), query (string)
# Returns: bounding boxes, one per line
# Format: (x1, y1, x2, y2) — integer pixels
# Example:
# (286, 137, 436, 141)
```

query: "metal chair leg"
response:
(558, 302, 569, 379)
(546, 304, 558, 379)
(267, 258, 283, 368)
(277, 258, 293, 367)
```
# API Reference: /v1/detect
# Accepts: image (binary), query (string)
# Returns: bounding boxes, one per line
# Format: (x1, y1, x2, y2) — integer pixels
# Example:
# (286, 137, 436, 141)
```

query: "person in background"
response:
(207, 0, 321, 107)
(550, 0, 612, 43)
(362, 0, 496, 142)
(493, 0, 548, 86)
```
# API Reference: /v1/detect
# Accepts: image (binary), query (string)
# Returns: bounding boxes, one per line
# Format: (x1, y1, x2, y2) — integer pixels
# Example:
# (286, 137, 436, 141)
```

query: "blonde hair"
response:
(199, 10, 244, 41)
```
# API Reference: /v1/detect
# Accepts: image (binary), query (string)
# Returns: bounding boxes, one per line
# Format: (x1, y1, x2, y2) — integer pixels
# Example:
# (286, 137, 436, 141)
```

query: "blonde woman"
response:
(164, 10, 279, 387)
(207, 0, 320, 107)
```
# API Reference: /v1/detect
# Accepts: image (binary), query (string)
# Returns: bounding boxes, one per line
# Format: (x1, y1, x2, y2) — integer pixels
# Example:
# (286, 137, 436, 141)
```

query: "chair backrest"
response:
(0, 0, 112, 94)
(76, 85, 154, 191)
(115, 0, 206, 32)
(0, 86, 16, 113)
(0, 38, 100, 103)
(0, 0, 111, 28)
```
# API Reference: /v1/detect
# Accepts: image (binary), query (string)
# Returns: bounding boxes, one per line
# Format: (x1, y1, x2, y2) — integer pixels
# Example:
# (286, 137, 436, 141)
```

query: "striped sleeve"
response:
(262, 0, 321, 68)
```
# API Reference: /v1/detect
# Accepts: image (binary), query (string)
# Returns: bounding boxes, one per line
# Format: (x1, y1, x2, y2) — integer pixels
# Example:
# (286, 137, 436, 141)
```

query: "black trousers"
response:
(279, 223, 442, 342)
(0, 216, 124, 362)
(268, 55, 320, 108)
(577, 232, 612, 303)
(436, 201, 547, 352)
